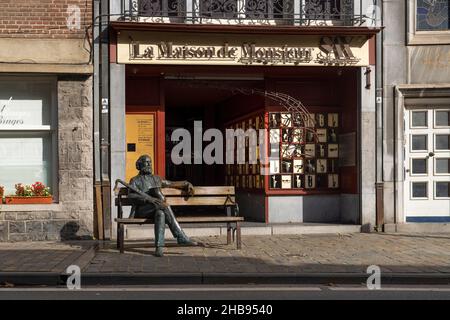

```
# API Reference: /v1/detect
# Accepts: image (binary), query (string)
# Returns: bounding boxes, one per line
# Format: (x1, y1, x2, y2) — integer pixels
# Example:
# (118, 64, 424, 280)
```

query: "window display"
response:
(267, 111, 340, 191)
(226, 111, 340, 191)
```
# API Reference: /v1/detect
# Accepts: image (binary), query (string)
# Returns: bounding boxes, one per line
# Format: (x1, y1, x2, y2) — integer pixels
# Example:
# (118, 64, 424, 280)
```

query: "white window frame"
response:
(411, 181, 429, 200)
(410, 134, 428, 152)
(434, 109, 450, 128)
(434, 157, 450, 175)
(434, 181, 450, 199)
(407, 0, 450, 45)
(0, 75, 58, 201)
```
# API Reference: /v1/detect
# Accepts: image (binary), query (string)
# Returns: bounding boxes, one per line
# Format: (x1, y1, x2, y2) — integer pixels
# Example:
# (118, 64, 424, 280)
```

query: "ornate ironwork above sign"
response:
(118, 31, 369, 66)
(122, 0, 366, 27)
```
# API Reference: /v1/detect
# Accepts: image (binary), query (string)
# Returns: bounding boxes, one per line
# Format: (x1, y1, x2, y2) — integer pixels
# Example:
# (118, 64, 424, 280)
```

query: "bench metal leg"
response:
(118, 223, 125, 254)
(227, 222, 232, 245)
(236, 222, 242, 250)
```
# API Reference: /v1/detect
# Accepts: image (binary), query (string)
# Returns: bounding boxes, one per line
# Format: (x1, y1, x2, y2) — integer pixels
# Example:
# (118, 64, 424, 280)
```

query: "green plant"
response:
(15, 183, 33, 197)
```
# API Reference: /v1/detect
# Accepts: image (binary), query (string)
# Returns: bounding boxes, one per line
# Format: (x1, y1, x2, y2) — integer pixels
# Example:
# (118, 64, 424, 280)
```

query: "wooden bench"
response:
(114, 186, 243, 253)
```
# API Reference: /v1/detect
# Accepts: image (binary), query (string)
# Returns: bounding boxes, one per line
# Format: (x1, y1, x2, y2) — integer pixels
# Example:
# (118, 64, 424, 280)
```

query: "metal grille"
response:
(123, 0, 365, 26)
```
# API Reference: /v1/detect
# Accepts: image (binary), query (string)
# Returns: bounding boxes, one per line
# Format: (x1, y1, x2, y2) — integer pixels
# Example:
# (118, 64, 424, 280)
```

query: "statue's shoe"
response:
(155, 247, 164, 257)
(177, 238, 198, 246)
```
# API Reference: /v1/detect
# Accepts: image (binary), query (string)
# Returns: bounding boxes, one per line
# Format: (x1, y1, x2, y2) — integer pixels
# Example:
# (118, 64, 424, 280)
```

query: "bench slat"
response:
(115, 216, 243, 224)
(166, 196, 235, 206)
(163, 186, 235, 196)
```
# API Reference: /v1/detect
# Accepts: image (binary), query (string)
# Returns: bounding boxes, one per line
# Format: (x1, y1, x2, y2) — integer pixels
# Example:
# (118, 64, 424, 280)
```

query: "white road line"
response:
(0, 287, 323, 292)
(328, 287, 450, 292)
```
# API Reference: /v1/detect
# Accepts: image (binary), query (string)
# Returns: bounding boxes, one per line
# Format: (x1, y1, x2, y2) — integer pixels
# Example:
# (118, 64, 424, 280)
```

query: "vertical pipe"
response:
(375, 0, 384, 231)
(100, 0, 111, 239)
(93, 0, 103, 240)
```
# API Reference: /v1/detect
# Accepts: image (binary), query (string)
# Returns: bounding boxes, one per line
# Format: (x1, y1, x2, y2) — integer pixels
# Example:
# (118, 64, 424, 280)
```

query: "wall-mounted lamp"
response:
(365, 67, 372, 89)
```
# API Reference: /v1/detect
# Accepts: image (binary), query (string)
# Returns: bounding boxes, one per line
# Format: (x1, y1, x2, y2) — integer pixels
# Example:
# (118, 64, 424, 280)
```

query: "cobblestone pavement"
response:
(1, 234, 450, 275)
(84, 233, 450, 274)
(0, 241, 93, 272)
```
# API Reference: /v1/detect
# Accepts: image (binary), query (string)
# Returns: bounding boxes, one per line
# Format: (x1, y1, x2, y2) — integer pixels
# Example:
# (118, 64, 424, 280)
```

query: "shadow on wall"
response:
(60, 221, 93, 241)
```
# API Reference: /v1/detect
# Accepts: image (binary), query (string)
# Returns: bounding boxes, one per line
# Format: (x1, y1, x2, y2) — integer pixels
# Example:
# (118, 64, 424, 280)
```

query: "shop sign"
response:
(0, 97, 45, 128)
(118, 32, 370, 67)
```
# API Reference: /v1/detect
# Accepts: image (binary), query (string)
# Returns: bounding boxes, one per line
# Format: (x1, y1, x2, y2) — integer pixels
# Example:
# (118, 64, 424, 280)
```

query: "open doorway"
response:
(164, 79, 265, 186)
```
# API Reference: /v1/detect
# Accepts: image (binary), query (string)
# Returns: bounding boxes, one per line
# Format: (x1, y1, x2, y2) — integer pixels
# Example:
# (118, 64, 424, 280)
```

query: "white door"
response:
(404, 108, 450, 221)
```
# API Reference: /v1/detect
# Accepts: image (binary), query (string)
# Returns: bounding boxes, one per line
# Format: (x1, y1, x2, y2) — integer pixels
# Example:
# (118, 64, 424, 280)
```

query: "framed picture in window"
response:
(316, 113, 326, 127)
(269, 113, 280, 128)
(328, 113, 339, 127)
(328, 174, 339, 189)
(317, 159, 327, 173)
(281, 113, 292, 127)
(270, 175, 281, 189)
(293, 174, 303, 188)
(293, 159, 304, 174)
(305, 175, 316, 189)
(305, 144, 315, 158)
(328, 144, 339, 158)
(316, 128, 327, 143)
(281, 175, 292, 189)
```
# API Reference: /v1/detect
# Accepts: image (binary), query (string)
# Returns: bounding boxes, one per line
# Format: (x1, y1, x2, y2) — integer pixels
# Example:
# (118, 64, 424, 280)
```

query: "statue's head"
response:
(136, 155, 152, 175)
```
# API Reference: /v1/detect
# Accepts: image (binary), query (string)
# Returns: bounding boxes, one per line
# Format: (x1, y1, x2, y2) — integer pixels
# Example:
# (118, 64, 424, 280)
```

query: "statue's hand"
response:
(185, 182, 195, 197)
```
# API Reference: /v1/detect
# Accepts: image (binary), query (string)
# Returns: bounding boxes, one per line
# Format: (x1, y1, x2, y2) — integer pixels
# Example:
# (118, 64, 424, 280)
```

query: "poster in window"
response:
(328, 144, 339, 158)
(294, 174, 303, 188)
(316, 113, 326, 127)
(281, 175, 292, 189)
(328, 113, 339, 127)
(305, 159, 316, 174)
(316, 128, 327, 143)
(305, 144, 315, 158)
(328, 174, 339, 188)
(281, 113, 292, 127)
(270, 175, 281, 188)
(305, 175, 316, 189)
(293, 159, 304, 174)
(269, 113, 280, 128)
(317, 159, 327, 173)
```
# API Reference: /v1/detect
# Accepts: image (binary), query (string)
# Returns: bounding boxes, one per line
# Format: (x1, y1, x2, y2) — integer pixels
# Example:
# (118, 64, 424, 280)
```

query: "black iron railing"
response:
(120, 0, 366, 26)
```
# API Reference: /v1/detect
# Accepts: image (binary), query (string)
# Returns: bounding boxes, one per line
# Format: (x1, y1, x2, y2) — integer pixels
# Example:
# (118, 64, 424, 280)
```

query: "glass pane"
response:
(436, 182, 450, 198)
(0, 79, 52, 128)
(416, 0, 449, 31)
(412, 158, 427, 174)
(436, 158, 450, 174)
(0, 132, 53, 195)
(412, 182, 427, 198)
(436, 134, 450, 150)
(411, 111, 427, 127)
(436, 111, 450, 126)
(412, 135, 427, 150)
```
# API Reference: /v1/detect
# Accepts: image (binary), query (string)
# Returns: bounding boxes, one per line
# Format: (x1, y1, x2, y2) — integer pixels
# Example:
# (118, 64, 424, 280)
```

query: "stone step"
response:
(125, 224, 361, 240)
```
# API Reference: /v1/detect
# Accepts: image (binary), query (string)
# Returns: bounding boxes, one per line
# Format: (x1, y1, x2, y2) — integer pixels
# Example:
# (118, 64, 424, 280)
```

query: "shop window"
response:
(0, 77, 57, 198)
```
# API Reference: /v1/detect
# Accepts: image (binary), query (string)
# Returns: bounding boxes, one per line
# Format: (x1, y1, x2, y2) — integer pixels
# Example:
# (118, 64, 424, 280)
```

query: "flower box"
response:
(4, 196, 53, 204)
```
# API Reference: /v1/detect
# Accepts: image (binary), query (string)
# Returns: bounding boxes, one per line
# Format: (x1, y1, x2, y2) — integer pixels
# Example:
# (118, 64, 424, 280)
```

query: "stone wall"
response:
(0, 76, 94, 241)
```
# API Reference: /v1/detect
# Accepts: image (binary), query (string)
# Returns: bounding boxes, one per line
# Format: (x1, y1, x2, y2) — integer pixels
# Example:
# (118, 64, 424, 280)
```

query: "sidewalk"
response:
(1, 233, 450, 286)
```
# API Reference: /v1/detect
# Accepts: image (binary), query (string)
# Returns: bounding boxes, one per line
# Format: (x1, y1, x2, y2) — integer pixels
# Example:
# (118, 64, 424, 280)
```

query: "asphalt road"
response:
(1, 285, 450, 300)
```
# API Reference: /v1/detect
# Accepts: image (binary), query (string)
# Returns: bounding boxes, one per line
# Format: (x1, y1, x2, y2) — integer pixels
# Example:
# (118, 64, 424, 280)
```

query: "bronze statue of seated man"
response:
(128, 155, 197, 257)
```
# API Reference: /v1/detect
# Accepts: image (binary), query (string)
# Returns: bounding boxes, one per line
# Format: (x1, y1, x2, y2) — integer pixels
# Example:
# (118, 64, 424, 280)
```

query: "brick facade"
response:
(0, 0, 92, 39)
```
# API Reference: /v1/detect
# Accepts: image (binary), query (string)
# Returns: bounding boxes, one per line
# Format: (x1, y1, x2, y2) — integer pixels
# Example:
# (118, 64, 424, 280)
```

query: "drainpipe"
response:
(100, 0, 111, 239)
(93, 0, 104, 240)
(375, 0, 384, 232)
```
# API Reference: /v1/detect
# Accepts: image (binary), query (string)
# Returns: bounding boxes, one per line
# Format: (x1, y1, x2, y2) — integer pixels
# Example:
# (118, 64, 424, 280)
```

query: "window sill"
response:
(0, 203, 62, 212)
